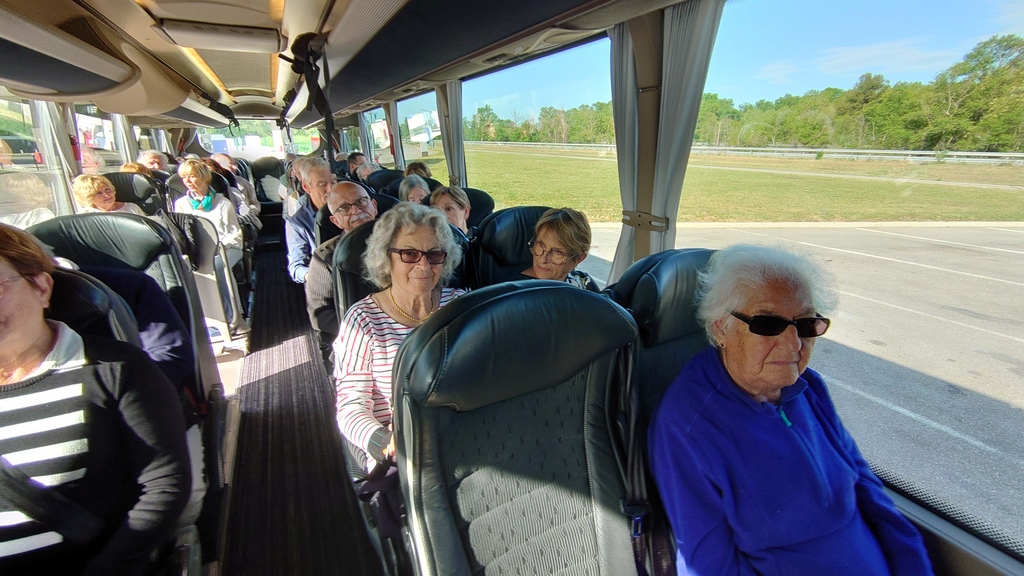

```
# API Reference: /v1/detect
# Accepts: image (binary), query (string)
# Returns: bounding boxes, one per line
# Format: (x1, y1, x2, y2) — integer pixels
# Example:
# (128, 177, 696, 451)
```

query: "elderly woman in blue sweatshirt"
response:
(648, 244, 933, 575)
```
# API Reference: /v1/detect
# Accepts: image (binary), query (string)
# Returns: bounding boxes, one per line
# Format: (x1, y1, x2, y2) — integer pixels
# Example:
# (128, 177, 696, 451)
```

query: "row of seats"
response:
(26, 213, 231, 563)
(381, 248, 713, 575)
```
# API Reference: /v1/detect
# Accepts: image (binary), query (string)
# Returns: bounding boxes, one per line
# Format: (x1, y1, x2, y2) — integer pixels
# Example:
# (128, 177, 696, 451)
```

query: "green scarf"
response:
(188, 193, 213, 211)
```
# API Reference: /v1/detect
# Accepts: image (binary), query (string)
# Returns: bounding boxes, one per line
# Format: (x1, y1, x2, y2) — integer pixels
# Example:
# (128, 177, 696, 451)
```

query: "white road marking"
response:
(989, 227, 1024, 235)
(855, 228, 1024, 255)
(839, 291, 1024, 344)
(826, 377, 1000, 454)
(731, 229, 1024, 287)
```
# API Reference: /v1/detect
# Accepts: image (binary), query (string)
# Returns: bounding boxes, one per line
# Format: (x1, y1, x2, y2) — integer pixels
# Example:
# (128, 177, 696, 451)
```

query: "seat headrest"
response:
(46, 268, 140, 345)
(103, 172, 162, 215)
(252, 156, 284, 177)
(396, 281, 637, 412)
(28, 213, 175, 271)
(477, 206, 551, 267)
(607, 248, 714, 346)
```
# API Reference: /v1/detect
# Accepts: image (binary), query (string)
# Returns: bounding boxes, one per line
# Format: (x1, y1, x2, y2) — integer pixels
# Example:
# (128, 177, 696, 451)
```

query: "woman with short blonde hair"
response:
(72, 174, 145, 215)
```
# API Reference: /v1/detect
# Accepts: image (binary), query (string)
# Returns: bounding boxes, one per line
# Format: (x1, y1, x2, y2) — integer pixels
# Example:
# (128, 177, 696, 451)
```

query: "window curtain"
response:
(384, 100, 406, 170)
(606, 0, 726, 282)
(435, 80, 467, 187)
(608, 23, 640, 283)
(358, 112, 372, 160)
(652, 0, 726, 253)
(113, 114, 139, 167)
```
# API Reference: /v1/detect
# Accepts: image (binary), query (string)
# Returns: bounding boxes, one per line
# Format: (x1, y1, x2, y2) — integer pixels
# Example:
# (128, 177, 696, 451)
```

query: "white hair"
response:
(696, 244, 838, 344)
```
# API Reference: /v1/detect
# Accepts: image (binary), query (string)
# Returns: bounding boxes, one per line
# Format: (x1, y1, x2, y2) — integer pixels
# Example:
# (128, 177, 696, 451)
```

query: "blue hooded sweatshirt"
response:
(648, 346, 933, 576)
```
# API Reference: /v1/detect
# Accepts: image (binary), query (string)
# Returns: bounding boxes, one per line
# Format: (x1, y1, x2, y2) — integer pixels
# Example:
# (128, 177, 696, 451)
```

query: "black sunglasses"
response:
(388, 248, 447, 265)
(730, 311, 830, 338)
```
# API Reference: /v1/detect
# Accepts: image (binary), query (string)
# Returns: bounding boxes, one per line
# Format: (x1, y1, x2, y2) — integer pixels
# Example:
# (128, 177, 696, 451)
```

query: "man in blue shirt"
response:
(285, 157, 334, 283)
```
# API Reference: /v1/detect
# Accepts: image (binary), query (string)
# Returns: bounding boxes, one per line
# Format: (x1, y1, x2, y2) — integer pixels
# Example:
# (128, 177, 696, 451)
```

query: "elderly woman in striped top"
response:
(333, 203, 464, 474)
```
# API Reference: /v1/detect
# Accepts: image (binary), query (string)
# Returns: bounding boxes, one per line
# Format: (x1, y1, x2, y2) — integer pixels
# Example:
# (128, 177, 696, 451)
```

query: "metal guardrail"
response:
(464, 141, 1024, 165)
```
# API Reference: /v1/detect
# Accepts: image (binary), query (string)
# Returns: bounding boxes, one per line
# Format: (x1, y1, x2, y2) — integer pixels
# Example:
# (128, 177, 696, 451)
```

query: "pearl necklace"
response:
(388, 287, 435, 323)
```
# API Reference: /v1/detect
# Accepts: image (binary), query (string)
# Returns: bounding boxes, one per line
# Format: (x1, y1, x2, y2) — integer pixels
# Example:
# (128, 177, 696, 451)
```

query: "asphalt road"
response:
(582, 222, 1024, 543)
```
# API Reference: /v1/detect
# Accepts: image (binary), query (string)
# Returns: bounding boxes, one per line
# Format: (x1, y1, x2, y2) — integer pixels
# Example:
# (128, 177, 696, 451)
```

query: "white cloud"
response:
(754, 61, 799, 84)
(816, 39, 958, 77)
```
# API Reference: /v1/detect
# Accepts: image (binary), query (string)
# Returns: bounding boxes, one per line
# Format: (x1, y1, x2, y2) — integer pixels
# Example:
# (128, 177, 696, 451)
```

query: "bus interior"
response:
(0, 0, 1021, 574)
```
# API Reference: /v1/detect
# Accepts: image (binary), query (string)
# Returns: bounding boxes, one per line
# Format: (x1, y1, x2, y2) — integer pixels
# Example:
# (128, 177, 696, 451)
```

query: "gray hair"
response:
(363, 202, 462, 289)
(696, 244, 838, 345)
(137, 149, 166, 164)
(297, 157, 330, 184)
(398, 175, 428, 202)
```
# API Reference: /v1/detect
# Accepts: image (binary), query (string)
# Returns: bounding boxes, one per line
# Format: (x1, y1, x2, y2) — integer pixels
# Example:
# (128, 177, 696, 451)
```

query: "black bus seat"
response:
(468, 205, 551, 289)
(365, 168, 404, 194)
(104, 172, 167, 216)
(46, 267, 142, 348)
(393, 280, 641, 576)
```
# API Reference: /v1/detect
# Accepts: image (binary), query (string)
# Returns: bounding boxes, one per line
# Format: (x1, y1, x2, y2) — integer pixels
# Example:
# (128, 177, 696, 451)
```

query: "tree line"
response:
(462, 34, 1024, 152)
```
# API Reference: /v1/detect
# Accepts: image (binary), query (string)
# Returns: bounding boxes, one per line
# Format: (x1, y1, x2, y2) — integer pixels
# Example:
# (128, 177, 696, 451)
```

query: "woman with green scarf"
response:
(173, 159, 243, 267)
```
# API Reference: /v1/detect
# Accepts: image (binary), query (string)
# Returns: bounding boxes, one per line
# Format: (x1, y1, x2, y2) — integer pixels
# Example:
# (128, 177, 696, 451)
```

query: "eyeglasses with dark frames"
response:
(528, 239, 574, 265)
(388, 248, 448, 265)
(730, 311, 831, 338)
(334, 196, 371, 214)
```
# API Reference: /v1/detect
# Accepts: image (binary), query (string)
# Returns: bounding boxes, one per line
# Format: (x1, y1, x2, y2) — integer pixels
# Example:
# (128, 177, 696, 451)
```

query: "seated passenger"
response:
(648, 244, 934, 576)
(285, 157, 333, 283)
(0, 224, 190, 575)
(521, 207, 598, 290)
(404, 160, 431, 178)
(334, 203, 463, 472)
(119, 162, 153, 178)
(346, 152, 368, 182)
(211, 153, 261, 217)
(0, 173, 55, 229)
(173, 160, 244, 267)
(71, 174, 146, 216)
(398, 175, 428, 204)
(137, 149, 169, 172)
(306, 181, 379, 368)
(354, 162, 379, 185)
(429, 185, 471, 234)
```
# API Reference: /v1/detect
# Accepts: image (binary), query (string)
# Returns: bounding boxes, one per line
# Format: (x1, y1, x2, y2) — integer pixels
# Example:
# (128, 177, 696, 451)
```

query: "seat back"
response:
(27, 213, 221, 405)
(605, 248, 714, 421)
(251, 156, 285, 201)
(315, 192, 398, 246)
(384, 175, 443, 199)
(394, 281, 640, 576)
(104, 172, 166, 215)
(175, 214, 246, 343)
(46, 267, 142, 348)
(469, 205, 550, 289)
(365, 168, 404, 193)
(462, 187, 494, 229)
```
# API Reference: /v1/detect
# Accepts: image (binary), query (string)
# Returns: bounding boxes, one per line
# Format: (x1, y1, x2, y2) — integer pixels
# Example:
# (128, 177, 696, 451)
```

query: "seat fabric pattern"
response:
(394, 281, 639, 576)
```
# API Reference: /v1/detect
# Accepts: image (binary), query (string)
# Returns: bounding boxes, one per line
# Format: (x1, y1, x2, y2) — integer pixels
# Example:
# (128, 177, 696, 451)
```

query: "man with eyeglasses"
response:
(305, 181, 379, 371)
(285, 157, 335, 283)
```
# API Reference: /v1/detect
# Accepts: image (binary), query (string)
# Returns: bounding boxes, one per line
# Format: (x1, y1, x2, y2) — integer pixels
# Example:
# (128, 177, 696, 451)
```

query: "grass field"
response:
(412, 145, 1024, 223)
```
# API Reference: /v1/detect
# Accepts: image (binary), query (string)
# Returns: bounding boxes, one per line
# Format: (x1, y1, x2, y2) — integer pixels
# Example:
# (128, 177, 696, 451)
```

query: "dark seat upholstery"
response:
(469, 205, 550, 289)
(28, 213, 221, 407)
(462, 187, 494, 229)
(393, 281, 640, 576)
(365, 169, 404, 194)
(47, 267, 142, 348)
(104, 172, 166, 215)
(604, 248, 714, 421)
(315, 192, 398, 246)
(384, 176, 443, 198)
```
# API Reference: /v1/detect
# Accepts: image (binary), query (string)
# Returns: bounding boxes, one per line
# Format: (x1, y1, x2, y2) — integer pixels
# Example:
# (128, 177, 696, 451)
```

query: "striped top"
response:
(333, 287, 463, 456)
(0, 323, 189, 574)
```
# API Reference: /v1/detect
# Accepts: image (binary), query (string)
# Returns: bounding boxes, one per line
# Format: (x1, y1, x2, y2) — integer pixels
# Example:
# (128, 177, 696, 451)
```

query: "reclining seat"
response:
(469, 205, 551, 289)
(104, 172, 166, 215)
(365, 168, 404, 194)
(604, 248, 714, 420)
(27, 213, 222, 414)
(462, 187, 494, 230)
(47, 267, 142, 348)
(392, 280, 641, 576)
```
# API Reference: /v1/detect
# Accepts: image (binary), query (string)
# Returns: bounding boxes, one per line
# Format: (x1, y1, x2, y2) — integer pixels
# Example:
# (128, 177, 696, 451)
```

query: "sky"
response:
(451, 0, 1024, 120)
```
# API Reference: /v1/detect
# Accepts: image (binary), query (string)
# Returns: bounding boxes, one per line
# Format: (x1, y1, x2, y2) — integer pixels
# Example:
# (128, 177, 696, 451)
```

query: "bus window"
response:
(396, 92, 448, 184)
(198, 120, 321, 161)
(461, 38, 613, 210)
(359, 107, 393, 168)
(0, 94, 72, 227)
(74, 104, 125, 174)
